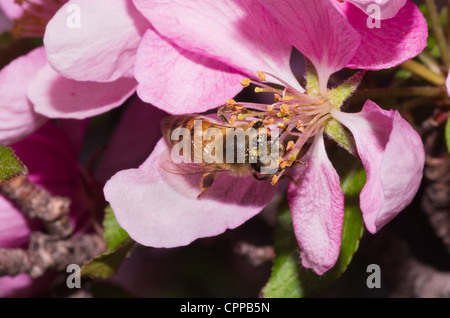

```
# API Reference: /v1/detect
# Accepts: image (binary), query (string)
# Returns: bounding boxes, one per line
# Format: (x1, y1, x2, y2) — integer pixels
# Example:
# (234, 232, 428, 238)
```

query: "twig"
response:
(0, 232, 105, 278)
(425, 0, 450, 69)
(400, 60, 446, 86)
(0, 176, 72, 238)
(0, 176, 106, 280)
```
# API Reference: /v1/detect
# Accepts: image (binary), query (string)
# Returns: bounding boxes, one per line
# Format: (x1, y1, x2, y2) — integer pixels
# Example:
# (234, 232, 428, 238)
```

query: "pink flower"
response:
(0, 0, 140, 145)
(104, 0, 427, 275)
(0, 121, 92, 297)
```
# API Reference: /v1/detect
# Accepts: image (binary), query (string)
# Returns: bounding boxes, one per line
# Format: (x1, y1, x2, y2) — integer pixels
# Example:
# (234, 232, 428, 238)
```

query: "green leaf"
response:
(0, 146, 28, 183)
(81, 239, 134, 279)
(305, 59, 320, 96)
(262, 169, 366, 298)
(328, 71, 365, 108)
(103, 205, 130, 251)
(446, 115, 450, 154)
(324, 118, 357, 156)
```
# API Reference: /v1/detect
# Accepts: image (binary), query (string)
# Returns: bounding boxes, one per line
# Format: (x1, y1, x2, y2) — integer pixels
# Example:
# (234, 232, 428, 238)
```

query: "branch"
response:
(0, 232, 105, 278)
(0, 176, 106, 279)
(0, 176, 72, 238)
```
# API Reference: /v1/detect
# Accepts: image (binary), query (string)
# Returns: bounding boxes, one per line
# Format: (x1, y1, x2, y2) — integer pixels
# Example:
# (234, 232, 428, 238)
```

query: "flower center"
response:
(11, 0, 67, 38)
(222, 71, 333, 184)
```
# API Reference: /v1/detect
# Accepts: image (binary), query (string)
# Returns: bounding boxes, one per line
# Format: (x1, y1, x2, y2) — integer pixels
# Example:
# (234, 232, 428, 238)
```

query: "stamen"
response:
(286, 141, 295, 151)
(240, 79, 251, 87)
(257, 70, 266, 81)
(226, 99, 236, 106)
(271, 175, 279, 186)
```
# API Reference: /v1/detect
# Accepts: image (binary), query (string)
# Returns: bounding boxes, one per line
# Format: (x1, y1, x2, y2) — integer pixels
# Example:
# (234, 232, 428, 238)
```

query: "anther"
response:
(257, 71, 266, 81)
(286, 141, 295, 151)
(240, 79, 251, 87)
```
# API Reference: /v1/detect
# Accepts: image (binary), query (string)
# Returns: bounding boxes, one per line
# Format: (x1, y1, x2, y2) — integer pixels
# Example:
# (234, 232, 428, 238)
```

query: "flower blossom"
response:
(103, 0, 427, 274)
(0, 0, 147, 145)
(0, 121, 92, 297)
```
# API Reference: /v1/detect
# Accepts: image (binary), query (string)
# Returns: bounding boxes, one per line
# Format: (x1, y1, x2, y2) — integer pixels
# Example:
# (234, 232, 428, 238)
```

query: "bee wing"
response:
(159, 149, 225, 175)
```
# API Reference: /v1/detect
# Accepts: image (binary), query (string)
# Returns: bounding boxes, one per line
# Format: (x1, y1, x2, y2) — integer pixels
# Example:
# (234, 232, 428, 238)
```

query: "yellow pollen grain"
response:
(286, 141, 295, 151)
(289, 154, 297, 161)
(267, 105, 274, 112)
(271, 175, 279, 186)
(282, 95, 293, 101)
(229, 115, 236, 124)
(240, 78, 251, 87)
(280, 104, 290, 115)
(296, 120, 305, 132)
(226, 99, 236, 106)
(281, 161, 292, 169)
(277, 112, 285, 118)
(237, 114, 245, 120)
(254, 87, 264, 93)
(274, 94, 282, 102)
(263, 118, 274, 125)
(283, 116, 291, 123)
(257, 70, 266, 81)
(277, 123, 286, 129)
(234, 105, 243, 111)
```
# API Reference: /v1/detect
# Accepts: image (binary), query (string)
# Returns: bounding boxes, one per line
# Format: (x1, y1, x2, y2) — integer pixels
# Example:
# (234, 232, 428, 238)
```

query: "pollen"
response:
(229, 115, 236, 124)
(280, 104, 290, 115)
(257, 70, 266, 81)
(226, 99, 236, 106)
(280, 161, 293, 169)
(263, 117, 274, 125)
(240, 78, 251, 87)
(274, 94, 282, 102)
(277, 122, 286, 129)
(286, 141, 295, 151)
(267, 105, 274, 112)
(271, 175, 279, 186)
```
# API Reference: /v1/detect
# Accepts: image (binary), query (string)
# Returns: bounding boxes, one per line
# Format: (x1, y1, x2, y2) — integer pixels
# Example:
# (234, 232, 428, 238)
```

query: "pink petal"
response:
(0, 199, 34, 248)
(342, 0, 407, 19)
(132, 0, 299, 89)
(27, 64, 137, 119)
(135, 28, 244, 114)
(0, 47, 47, 145)
(287, 133, 345, 275)
(104, 138, 277, 248)
(332, 101, 425, 233)
(259, 0, 361, 94)
(0, 0, 22, 20)
(0, 274, 54, 298)
(44, 0, 149, 82)
(0, 4, 12, 32)
(336, 1, 427, 70)
(95, 96, 167, 183)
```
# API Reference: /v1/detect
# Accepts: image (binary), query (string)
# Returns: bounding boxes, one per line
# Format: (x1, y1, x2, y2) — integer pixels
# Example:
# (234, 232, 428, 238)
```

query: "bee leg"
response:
(281, 173, 298, 184)
(252, 171, 271, 181)
(217, 105, 232, 124)
(294, 160, 307, 167)
(197, 171, 217, 199)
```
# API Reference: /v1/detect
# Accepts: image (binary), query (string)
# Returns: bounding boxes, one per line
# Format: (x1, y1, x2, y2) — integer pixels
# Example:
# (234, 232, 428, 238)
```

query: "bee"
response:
(160, 114, 287, 199)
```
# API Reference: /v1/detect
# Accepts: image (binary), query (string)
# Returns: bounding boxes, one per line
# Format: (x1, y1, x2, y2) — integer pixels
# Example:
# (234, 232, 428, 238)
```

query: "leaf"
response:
(324, 118, 357, 156)
(327, 71, 365, 108)
(446, 115, 450, 154)
(103, 205, 130, 251)
(0, 146, 28, 183)
(81, 238, 134, 279)
(262, 169, 366, 298)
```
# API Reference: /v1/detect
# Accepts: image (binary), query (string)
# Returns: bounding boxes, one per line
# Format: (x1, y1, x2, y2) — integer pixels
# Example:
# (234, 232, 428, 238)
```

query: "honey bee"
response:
(160, 114, 286, 199)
